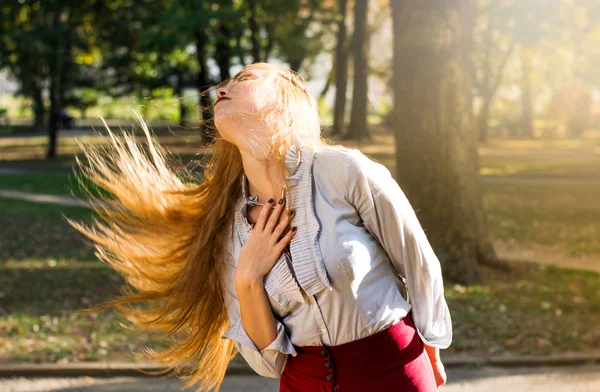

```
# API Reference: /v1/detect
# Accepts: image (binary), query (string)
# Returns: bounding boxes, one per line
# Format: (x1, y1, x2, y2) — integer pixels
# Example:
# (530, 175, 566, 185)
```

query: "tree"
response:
(0, 0, 104, 158)
(509, 0, 560, 138)
(0, 4, 46, 131)
(95, 0, 228, 141)
(391, 0, 502, 284)
(544, 0, 600, 138)
(332, 0, 350, 136)
(472, 0, 515, 143)
(246, 0, 336, 73)
(346, 0, 370, 141)
(549, 81, 593, 138)
(518, 45, 534, 138)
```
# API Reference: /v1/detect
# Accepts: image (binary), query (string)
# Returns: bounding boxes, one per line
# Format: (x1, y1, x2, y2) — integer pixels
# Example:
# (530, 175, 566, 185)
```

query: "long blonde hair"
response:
(68, 63, 329, 391)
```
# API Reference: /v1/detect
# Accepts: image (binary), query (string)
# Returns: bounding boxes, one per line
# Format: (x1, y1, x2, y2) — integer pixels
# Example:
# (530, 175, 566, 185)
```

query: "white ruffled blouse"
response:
(220, 138, 453, 378)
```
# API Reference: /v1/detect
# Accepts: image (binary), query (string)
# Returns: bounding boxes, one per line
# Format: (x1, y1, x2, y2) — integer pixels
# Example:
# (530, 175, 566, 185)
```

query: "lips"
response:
(215, 96, 231, 105)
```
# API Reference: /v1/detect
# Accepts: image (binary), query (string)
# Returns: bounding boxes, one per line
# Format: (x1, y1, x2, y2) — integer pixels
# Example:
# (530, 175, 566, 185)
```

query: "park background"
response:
(0, 0, 598, 381)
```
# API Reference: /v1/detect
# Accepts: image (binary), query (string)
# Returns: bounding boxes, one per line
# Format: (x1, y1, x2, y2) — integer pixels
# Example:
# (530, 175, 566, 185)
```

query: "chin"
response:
(213, 111, 228, 130)
(214, 117, 234, 143)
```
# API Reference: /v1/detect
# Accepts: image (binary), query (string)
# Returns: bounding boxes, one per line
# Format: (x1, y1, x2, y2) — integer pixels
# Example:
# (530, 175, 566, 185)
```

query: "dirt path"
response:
(495, 241, 600, 273)
(0, 189, 92, 208)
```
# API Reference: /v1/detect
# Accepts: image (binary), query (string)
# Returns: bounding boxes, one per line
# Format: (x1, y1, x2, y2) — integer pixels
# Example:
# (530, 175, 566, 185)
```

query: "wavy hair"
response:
(67, 63, 329, 391)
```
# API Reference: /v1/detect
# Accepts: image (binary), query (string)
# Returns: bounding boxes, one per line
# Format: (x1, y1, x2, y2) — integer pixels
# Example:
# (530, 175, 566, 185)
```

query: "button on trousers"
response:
(279, 312, 437, 392)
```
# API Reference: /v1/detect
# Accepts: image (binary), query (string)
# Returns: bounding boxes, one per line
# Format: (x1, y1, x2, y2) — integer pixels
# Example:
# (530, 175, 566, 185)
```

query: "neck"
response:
(239, 149, 286, 204)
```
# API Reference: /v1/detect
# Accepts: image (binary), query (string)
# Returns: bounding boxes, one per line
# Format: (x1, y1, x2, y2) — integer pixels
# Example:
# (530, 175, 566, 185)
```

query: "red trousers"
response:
(279, 312, 437, 392)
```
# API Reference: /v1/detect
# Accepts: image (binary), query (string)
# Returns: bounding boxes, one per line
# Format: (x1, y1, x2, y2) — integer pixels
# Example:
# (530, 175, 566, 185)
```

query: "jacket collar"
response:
(233, 136, 332, 307)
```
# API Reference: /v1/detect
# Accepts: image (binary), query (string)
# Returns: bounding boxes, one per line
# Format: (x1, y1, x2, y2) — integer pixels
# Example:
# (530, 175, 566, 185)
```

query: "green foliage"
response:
(0, 0, 337, 129)
(0, 1, 105, 113)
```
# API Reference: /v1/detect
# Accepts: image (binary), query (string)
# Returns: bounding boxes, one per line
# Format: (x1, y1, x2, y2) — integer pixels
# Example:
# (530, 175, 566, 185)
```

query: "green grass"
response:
(1, 257, 598, 362)
(0, 199, 168, 363)
(0, 259, 169, 363)
(0, 172, 88, 198)
(1, 134, 600, 363)
(0, 198, 598, 363)
(445, 261, 600, 356)
(0, 199, 96, 263)
(480, 156, 600, 178)
(482, 179, 600, 255)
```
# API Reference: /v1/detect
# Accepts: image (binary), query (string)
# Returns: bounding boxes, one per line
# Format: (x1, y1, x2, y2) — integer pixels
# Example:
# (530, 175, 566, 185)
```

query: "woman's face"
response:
(214, 67, 279, 141)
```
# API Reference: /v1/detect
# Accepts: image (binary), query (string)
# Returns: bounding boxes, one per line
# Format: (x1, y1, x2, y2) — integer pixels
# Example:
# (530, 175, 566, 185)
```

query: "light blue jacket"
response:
(221, 140, 453, 378)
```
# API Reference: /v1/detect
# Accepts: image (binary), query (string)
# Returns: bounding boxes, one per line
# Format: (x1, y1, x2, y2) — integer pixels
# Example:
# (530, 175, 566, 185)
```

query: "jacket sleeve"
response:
(221, 261, 297, 378)
(343, 149, 453, 349)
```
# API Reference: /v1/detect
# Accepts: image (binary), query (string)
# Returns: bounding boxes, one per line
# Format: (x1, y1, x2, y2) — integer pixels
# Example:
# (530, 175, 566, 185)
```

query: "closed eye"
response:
(233, 72, 256, 83)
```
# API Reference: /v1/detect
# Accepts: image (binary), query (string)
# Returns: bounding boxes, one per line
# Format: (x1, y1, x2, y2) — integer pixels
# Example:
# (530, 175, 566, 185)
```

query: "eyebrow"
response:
(232, 71, 255, 82)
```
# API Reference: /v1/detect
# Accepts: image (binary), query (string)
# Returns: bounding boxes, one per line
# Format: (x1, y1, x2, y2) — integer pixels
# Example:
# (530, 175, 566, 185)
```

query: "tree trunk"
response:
(46, 9, 63, 159)
(332, 0, 349, 137)
(175, 71, 187, 127)
(289, 58, 303, 73)
(319, 66, 334, 102)
(234, 24, 246, 67)
(519, 46, 534, 138)
(32, 82, 45, 132)
(477, 13, 492, 144)
(346, 0, 369, 141)
(478, 99, 491, 144)
(391, 0, 502, 285)
(47, 99, 59, 159)
(248, 0, 261, 63)
(196, 30, 215, 144)
(477, 42, 514, 144)
(215, 17, 232, 81)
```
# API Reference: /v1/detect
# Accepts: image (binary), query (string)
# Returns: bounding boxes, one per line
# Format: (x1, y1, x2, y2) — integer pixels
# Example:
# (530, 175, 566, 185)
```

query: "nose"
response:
(216, 87, 228, 99)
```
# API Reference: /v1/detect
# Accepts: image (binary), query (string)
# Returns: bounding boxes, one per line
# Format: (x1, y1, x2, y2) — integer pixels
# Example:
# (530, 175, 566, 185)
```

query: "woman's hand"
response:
(424, 344, 447, 389)
(236, 197, 296, 286)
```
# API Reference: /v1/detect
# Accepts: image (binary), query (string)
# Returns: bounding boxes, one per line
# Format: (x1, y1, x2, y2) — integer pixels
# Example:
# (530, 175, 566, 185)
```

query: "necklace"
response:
(245, 144, 302, 209)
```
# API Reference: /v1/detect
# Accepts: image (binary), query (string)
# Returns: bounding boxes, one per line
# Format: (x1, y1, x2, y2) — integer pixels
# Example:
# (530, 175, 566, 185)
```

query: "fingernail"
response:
(268, 198, 274, 204)
(291, 226, 297, 232)
(278, 198, 284, 204)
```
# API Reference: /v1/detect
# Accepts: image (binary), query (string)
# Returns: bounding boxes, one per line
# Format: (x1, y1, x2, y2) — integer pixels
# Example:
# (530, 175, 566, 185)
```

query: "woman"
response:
(70, 62, 452, 392)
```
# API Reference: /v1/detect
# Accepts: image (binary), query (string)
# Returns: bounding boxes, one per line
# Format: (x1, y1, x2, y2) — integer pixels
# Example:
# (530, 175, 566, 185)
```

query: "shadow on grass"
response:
(0, 199, 97, 262)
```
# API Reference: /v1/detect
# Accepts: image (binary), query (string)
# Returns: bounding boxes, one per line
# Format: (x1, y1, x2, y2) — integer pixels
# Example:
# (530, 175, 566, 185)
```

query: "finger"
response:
(271, 209, 291, 244)
(255, 198, 274, 231)
(265, 197, 285, 232)
(276, 209, 295, 241)
(275, 225, 297, 253)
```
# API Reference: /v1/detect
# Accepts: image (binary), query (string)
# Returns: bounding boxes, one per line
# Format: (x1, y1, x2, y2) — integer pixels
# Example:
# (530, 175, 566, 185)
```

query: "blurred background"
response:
(0, 1, 599, 391)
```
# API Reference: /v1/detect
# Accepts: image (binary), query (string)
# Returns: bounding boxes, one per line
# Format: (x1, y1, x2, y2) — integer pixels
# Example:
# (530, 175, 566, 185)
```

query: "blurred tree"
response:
(247, 0, 335, 73)
(94, 0, 225, 140)
(94, 0, 334, 140)
(346, 0, 370, 141)
(331, 0, 349, 136)
(562, 0, 600, 86)
(472, 0, 515, 143)
(0, 4, 46, 131)
(509, 0, 561, 139)
(543, 0, 600, 137)
(518, 45, 534, 138)
(0, 0, 104, 158)
(70, 88, 100, 119)
(549, 81, 593, 138)
(215, 0, 234, 80)
(92, 0, 191, 129)
(473, 0, 574, 140)
(391, 0, 502, 284)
